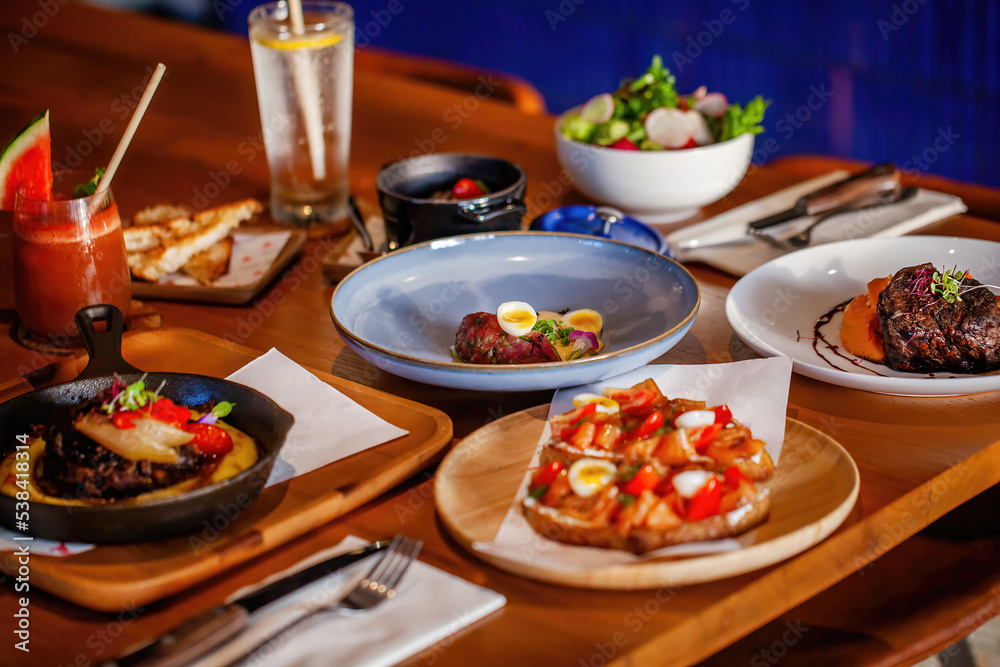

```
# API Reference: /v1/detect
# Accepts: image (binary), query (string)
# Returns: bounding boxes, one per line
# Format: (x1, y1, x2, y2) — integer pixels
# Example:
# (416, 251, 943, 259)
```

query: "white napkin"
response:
(158, 231, 292, 287)
(663, 172, 968, 276)
(190, 536, 506, 667)
(227, 349, 409, 486)
(473, 357, 793, 571)
(0, 350, 408, 553)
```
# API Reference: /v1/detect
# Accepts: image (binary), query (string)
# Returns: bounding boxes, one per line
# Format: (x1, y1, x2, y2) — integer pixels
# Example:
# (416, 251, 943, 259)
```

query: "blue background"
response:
(126, 0, 1000, 187)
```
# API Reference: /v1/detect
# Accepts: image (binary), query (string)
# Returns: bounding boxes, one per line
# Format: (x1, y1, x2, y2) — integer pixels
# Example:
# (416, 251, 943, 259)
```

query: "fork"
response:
(235, 535, 423, 662)
(752, 186, 917, 251)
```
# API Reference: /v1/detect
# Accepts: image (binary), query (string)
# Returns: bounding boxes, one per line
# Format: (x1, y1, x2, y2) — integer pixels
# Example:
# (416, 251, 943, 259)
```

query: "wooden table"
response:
(2, 2, 1000, 665)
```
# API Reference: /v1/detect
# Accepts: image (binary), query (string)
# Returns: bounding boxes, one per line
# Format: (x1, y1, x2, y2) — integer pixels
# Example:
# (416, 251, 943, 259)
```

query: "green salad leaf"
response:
(73, 167, 106, 198)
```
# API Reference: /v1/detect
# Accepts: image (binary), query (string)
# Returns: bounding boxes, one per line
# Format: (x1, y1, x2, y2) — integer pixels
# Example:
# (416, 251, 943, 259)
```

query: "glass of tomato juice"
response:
(13, 170, 131, 344)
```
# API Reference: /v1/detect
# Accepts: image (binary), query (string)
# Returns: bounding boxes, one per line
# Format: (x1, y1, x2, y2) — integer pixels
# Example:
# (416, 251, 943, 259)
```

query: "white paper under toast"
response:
(158, 231, 292, 287)
(472, 357, 793, 571)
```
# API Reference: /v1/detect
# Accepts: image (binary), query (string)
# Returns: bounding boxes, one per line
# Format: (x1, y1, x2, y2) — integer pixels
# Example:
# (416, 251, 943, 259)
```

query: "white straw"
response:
(98, 63, 166, 192)
(287, 0, 327, 182)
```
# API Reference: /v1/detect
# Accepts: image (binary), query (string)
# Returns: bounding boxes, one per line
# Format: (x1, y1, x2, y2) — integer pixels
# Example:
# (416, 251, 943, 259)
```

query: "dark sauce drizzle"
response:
(808, 299, 890, 376)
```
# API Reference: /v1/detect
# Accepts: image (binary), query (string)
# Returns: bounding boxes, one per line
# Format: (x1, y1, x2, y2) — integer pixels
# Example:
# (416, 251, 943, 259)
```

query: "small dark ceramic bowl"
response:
(376, 153, 527, 247)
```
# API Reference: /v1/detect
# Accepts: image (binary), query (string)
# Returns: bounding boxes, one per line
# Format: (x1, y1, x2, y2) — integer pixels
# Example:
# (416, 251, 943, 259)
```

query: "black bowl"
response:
(376, 153, 527, 247)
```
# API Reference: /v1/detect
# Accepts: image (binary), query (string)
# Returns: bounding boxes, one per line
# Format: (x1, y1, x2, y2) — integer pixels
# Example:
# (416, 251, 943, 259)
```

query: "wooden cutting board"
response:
(0, 328, 452, 611)
(436, 408, 859, 588)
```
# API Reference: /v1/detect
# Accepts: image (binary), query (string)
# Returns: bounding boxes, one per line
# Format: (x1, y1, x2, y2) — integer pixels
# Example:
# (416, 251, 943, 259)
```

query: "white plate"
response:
(725, 236, 1000, 396)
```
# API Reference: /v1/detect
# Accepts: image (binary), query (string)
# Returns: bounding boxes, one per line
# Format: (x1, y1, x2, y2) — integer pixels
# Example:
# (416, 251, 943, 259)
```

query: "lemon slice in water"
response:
(253, 32, 343, 50)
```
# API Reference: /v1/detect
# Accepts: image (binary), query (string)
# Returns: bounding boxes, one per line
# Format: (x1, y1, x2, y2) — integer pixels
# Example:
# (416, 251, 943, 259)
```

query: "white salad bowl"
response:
(554, 109, 754, 224)
(330, 231, 700, 392)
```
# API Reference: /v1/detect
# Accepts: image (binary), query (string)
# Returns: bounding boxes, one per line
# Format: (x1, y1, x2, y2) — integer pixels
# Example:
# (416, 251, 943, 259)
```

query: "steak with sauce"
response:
(454, 311, 560, 364)
(877, 263, 1000, 373)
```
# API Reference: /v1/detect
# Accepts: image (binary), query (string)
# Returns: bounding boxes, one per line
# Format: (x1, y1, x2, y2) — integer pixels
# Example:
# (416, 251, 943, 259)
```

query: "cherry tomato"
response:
(183, 422, 234, 455)
(622, 464, 660, 497)
(603, 388, 656, 414)
(632, 410, 664, 440)
(689, 423, 723, 451)
(712, 405, 733, 425)
(723, 465, 746, 489)
(451, 177, 483, 199)
(533, 461, 564, 487)
(686, 477, 722, 521)
(609, 137, 640, 150)
(112, 411, 140, 429)
(147, 398, 192, 428)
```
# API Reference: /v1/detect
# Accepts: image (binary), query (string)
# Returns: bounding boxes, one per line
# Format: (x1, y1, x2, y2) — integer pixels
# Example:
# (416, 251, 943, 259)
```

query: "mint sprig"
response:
(73, 167, 106, 198)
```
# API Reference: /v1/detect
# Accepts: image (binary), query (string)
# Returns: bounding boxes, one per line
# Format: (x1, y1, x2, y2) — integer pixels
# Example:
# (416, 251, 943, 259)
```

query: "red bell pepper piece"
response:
(686, 477, 722, 521)
(622, 464, 660, 497)
(533, 461, 564, 487)
(712, 404, 733, 425)
(632, 410, 664, 439)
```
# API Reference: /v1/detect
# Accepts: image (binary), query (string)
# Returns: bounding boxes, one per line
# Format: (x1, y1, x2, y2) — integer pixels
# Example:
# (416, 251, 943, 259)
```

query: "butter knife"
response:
(103, 540, 390, 667)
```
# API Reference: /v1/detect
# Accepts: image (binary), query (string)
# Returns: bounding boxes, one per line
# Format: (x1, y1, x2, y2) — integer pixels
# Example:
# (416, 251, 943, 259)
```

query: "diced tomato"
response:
(533, 461, 564, 487)
(603, 388, 657, 414)
(147, 398, 192, 428)
(723, 465, 746, 489)
(451, 177, 483, 199)
(712, 405, 733, 425)
(622, 464, 661, 497)
(550, 402, 597, 439)
(112, 410, 140, 429)
(686, 477, 722, 521)
(689, 423, 723, 451)
(182, 422, 234, 455)
(632, 410, 664, 439)
(569, 420, 597, 450)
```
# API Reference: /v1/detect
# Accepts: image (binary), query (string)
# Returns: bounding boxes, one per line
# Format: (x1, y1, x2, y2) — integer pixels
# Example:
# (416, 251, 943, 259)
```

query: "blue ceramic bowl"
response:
(530, 205, 668, 255)
(330, 231, 700, 392)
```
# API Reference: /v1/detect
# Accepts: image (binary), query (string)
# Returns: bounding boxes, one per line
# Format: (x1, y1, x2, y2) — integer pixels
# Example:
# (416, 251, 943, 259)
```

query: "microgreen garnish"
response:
(930, 266, 965, 303)
(211, 401, 234, 418)
(73, 167, 106, 198)
(102, 375, 163, 414)
(532, 319, 575, 346)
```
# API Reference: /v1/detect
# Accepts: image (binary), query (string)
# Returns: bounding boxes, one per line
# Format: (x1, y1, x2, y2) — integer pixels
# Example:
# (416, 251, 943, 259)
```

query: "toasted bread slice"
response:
(127, 198, 262, 282)
(133, 204, 190, 226)
(181, 237, 233, 285)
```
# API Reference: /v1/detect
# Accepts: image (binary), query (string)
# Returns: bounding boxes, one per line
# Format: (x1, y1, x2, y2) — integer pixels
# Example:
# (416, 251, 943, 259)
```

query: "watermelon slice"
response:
(0, 110, 52, 210)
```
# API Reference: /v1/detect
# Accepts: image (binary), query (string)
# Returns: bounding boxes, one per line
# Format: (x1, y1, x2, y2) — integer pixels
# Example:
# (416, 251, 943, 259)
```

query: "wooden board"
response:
(436, 407, 859, 588)
(0, 328, 452, 611)
(130, 229, 307, 304)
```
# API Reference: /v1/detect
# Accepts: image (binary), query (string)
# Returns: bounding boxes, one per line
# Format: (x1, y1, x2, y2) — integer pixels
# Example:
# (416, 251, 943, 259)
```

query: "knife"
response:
(669, 163, 901, 254)
(103, 540, 390, 667)
(746, 162, 899, 231)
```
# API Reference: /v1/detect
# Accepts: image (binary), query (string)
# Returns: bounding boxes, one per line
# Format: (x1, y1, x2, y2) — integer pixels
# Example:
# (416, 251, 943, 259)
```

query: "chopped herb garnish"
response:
(617, 493, 637, 507)
(528, 485, 548, 500)
(102, 376, 162, 414)
(73, 167, 106, 198)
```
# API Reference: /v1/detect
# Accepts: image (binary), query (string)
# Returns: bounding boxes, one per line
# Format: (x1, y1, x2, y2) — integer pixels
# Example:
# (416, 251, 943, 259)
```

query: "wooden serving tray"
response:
(437, 408, 859, 588)
(0, 328, 452, 611)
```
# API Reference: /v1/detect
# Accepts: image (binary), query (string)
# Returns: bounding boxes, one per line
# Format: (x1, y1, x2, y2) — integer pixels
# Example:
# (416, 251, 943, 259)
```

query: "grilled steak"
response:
(877, 263, 1000, 373)
(454, 311, 560, 364)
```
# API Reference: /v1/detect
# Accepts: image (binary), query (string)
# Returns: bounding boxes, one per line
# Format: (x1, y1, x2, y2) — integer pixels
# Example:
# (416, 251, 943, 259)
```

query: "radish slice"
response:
(690, 85, 707, 100)
(685, 110, 715, 146)
(644, 107, 693, 149)
(694, 92, 729, 118)
(580, 93, 615, 124)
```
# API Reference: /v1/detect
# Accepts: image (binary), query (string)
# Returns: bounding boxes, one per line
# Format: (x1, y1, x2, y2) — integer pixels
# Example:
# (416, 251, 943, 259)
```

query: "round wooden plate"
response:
(435, 407, 860, 589)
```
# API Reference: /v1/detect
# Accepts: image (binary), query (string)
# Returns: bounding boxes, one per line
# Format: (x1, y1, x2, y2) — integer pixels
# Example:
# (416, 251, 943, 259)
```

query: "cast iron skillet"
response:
(0, 305, 294, 543)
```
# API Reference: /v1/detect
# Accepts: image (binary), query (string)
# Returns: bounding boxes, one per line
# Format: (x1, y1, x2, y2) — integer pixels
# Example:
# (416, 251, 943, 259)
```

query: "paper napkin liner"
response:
(0, 350, 409, 554)
(192, 535, 506, 667)
(664, 173, 968, 277)
(473, 357, 794, 572)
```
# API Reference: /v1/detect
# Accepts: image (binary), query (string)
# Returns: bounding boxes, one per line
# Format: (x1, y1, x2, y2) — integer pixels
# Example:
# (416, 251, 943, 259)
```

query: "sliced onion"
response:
(693, 92, 729, 118)
(75, 415, 193, 463)
(570, 329, 599, 353)
(643, 107, 693, 149)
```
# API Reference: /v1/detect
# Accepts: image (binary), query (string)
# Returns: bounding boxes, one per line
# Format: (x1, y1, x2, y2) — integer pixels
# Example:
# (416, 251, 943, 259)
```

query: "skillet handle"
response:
(75, 305, 143, 380)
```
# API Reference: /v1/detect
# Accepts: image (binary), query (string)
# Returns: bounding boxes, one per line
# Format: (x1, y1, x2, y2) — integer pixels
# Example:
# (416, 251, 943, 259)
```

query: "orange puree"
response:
(840, 275, 891, 362)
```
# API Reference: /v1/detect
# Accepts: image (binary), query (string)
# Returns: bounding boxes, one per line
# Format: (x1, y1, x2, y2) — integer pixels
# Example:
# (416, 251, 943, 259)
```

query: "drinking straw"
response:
(287, 0, 327, 182)
(97, 63, 166, 193)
